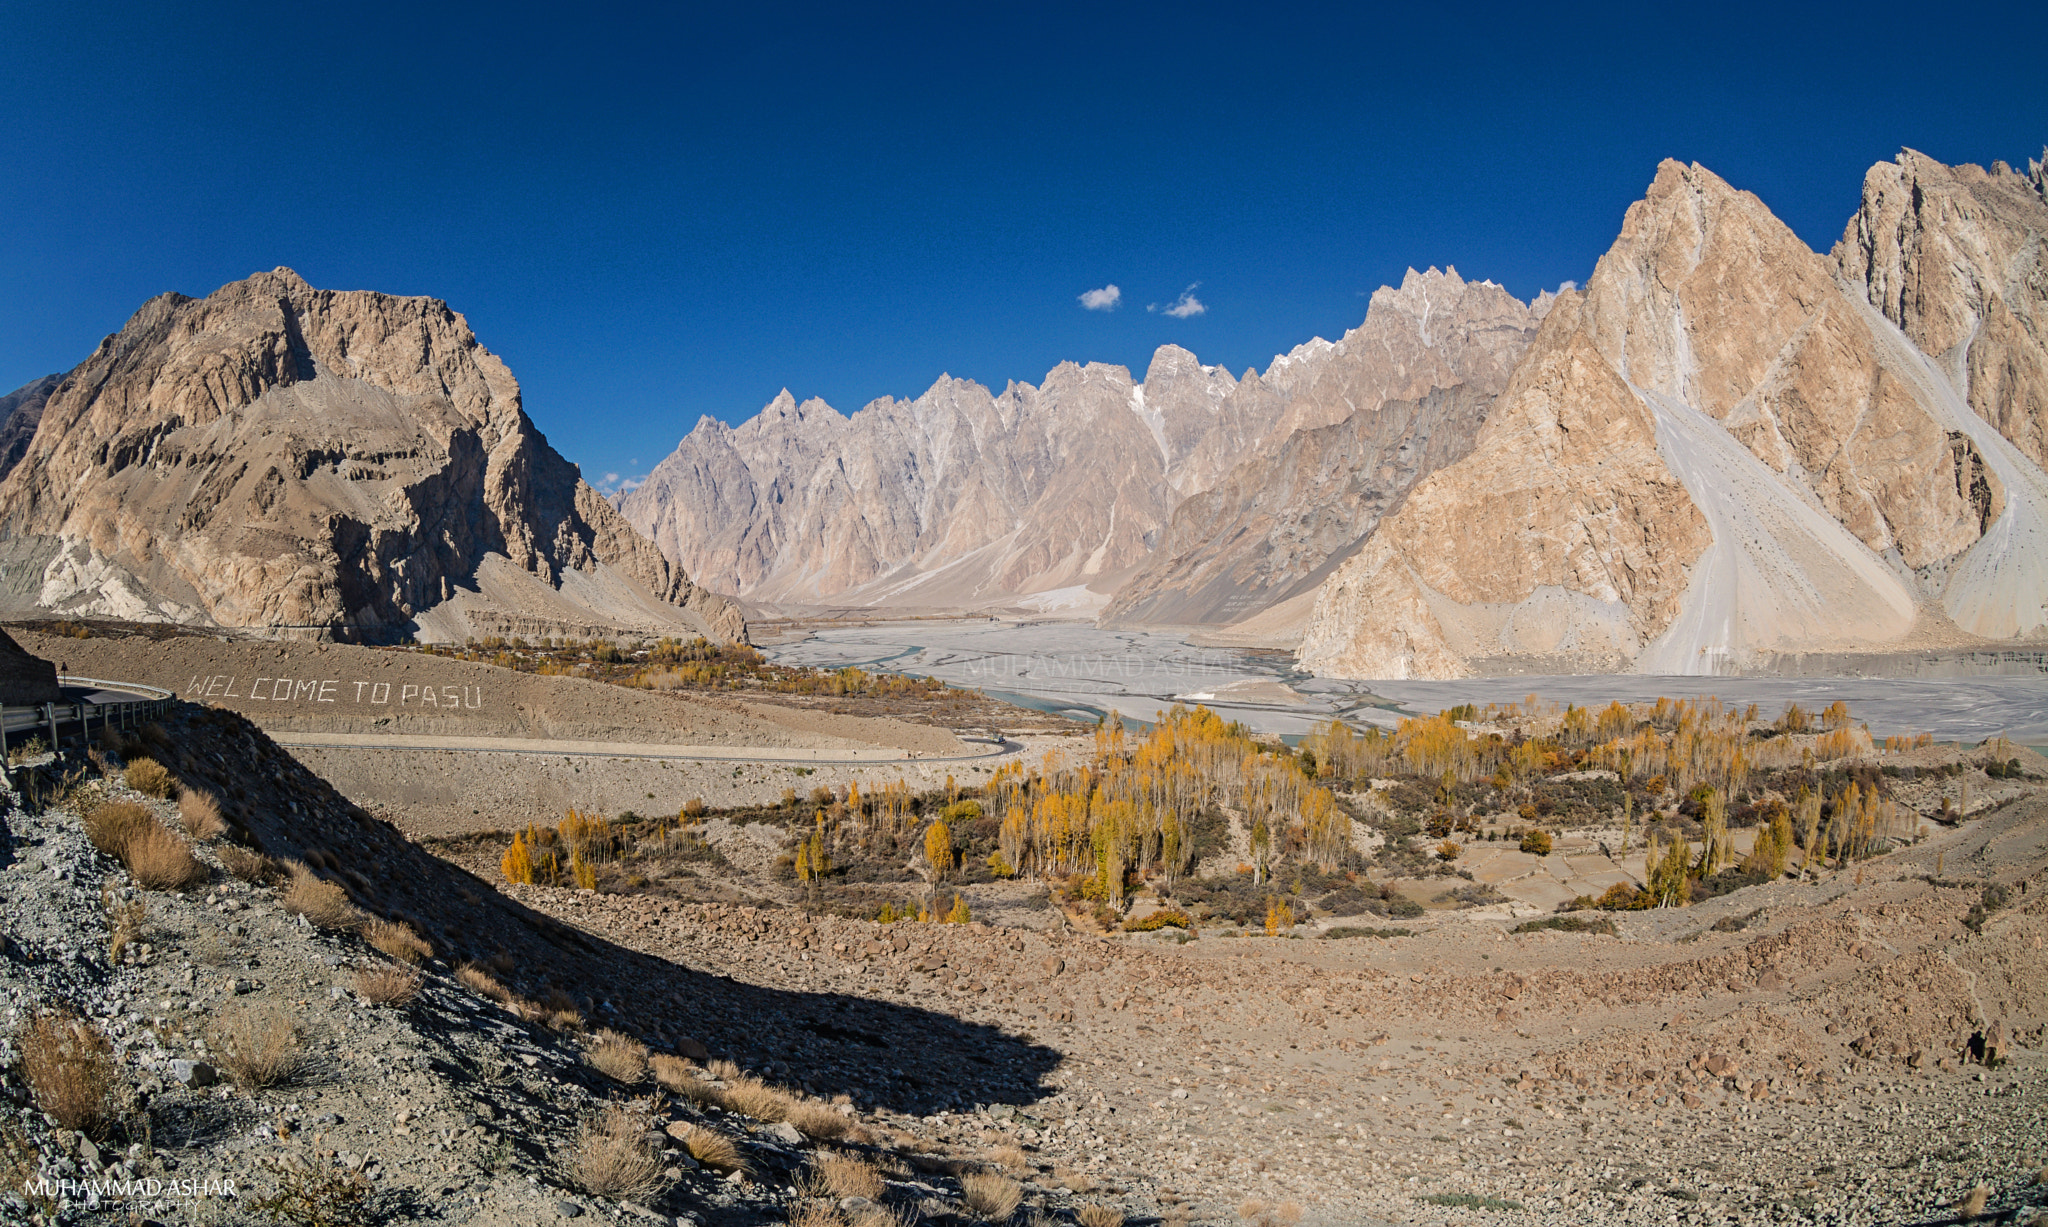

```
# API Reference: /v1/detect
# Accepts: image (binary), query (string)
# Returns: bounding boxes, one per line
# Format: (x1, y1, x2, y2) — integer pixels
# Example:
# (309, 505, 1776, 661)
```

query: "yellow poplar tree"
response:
(501, 834, 534, 885)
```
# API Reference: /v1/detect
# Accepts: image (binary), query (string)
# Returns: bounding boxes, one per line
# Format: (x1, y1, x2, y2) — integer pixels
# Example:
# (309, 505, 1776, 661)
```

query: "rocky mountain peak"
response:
(1300, 148, 2048, 680)
(0, 270, 739, 643)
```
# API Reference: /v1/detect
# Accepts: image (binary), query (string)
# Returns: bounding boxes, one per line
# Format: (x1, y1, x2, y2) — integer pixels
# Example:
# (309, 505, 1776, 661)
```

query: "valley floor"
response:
(487, 793, 2048, 1226)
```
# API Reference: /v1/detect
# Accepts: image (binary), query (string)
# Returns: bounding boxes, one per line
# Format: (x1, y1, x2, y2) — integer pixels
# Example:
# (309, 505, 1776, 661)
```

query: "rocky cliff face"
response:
(1102, 269, 1542, 630)
(1835, 148, 2048, 469)
(0, 269, 741, 643)
(0, 374, 62, 484)
(1100, 383, 1494, 632)
(1300, 153, 2048, 679)
(624, 267, 1544, 613)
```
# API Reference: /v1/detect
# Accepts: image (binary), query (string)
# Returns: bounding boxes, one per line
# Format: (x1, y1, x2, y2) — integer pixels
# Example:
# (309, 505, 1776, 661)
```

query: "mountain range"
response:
(0, 146, 2039, 678)
(620, 146, 2048, 678)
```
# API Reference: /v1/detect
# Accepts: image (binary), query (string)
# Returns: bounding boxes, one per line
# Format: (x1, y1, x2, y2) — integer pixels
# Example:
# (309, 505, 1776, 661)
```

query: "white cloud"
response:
(595, 471, 646, 497)
(1078, 284, 1122, 311)
(1558, 279, 1579, 293)
(1162, 283, 1206, 318)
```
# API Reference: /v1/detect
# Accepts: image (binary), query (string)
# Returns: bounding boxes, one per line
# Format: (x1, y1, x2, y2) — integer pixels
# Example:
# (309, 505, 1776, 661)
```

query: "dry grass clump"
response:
(178, 789, 226, 840)
(1238, 1200, 1302, 1227)
(365, 919, 432, 964)
(785, 1097, 851, 1140)
(987, 1144, 1031, 1173)
(106, 892, 148, 961)
(719, 1073, 795, 1122)
(456, 963, 514, 1003)
(83, 800, 153, 858)
(1076, 1205, 1124, 1227)
(18, 1012, 120, 1137)
(672, 1122, 747, 1175)
(206, 1001, 305, 1089)
(280, 865, 363, 929)
(123, 757, 176, 798)
(785, 1203, 845, 1227)
(84, 800, 205, 890)
(813, 1150, 886, 1199)
(218, 845, 282, 884)
(652, 1054, 724, 1107)
(960, 1171, 1023, 1220)
(124, 821, 206, 890)
(586, 1029, 650, 1083)
(572, 1104, 668, 1201)
(353, 964, 422, 1008)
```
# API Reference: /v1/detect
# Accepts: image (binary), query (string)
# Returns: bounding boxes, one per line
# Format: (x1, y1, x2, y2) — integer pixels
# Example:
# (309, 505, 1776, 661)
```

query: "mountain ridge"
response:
(621, 266, 1547, 616)
(0, 269, 742, 643)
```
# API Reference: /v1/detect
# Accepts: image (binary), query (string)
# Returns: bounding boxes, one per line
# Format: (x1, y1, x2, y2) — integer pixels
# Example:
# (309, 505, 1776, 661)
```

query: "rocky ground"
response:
(0, 702, 2043, 1227)
(496, 794, 2048, 1227)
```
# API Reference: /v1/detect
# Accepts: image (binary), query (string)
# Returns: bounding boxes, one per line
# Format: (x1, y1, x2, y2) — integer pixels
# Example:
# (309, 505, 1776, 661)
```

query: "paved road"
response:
(268, 729, 1024, 767)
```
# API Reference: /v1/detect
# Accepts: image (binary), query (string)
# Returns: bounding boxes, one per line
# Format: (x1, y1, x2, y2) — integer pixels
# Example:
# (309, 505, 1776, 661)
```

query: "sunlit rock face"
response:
(626, 266, 1544, 617)
(1300, 153, 2048, 680)
(0, 269, 740, 644)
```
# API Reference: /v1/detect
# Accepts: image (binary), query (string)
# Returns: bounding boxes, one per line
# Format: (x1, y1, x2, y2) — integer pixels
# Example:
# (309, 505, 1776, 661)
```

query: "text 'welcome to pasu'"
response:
(185, 675, 483, 708)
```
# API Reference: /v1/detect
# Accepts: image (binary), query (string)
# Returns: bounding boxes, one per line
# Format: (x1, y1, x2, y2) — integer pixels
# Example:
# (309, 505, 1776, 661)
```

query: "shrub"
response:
(207, 1002, 305, 1089)
(1122, 908, 1193, 932)
(1076, 1205, 1125, 1227)
(785, 1098, 850, 1140)
(1519, 829, 1553, 856)
(813, 1151, 885, 1199)
(987, 1144, 1031, 1172)
(366, 919, 432, 964)
(83, 800, 153, 858)
(652, 1054, 721, 1106)
(586, 1030, 650, 1083)
(124, 821, 207, 891)
(961, 1172, 1023, 1220)
(721, 1074, 794, 1122)
(17, 1012, 119, 1137)
(219, 845, 282, 884)
(179, 790, 226, 840)
(456, 964, 513, 1003)
(673, 1123, 746, 1175)
(1437, 840, 1461, 861)
(124, 757, 176, 798)
(572, 1104, 668, 1201)
(353, 965, 422, 1008)
(1321, 926, 1412, 939)
(1512, 915, 1618, 937)
(281, 866, 363, 929)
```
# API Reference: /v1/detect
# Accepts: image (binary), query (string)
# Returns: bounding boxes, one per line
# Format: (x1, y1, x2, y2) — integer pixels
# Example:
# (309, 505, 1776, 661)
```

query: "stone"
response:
(556, 1200, 585, 1218)
(1704, 1053, 1736, 1077)
(169, 1060, 218, 1088)
(1756, 967, 1785, 992)
(673, 1037, 710, 1062)
(764, 1122, 803, 1145)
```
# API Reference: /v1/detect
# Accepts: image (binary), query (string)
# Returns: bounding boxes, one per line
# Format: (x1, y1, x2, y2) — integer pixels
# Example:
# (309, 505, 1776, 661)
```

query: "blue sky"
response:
(2, 2, 2041, 492)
